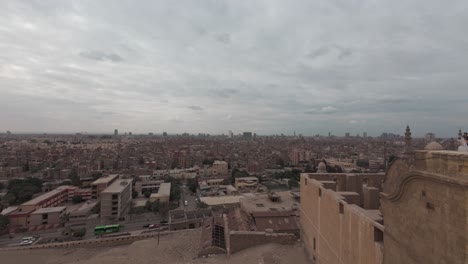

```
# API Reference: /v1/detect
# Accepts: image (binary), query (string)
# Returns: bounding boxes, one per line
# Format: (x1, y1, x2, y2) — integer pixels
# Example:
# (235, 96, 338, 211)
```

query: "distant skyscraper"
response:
(363, 132, 367, 138)
(345, 132, 350, 138)
(129, 132, 132, 136)
(229, 130, 234, 138)
(243, 132, 252, 139)
(163, 132, 168, 136)
(114, 129, 118, 136)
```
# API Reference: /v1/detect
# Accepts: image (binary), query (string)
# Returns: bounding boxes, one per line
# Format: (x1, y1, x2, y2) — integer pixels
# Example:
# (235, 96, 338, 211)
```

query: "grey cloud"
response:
(79, 50, 123, 62)
(187, 105, 204, 111)
(0, 0, 467, 136)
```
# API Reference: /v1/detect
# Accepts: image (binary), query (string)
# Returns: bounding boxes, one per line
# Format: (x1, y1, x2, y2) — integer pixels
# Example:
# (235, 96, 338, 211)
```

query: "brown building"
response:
(300, 127, 468, 264)
(300, 173, 385, 264)
(100, 179, 132, 220)
(91, 174, 119, 199)
(381, 150, 468, 264)
(28, 206, 66, 227)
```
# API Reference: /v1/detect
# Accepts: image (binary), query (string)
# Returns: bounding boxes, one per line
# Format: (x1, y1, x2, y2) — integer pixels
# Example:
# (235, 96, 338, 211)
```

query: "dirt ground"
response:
(0, 230, 309, 264)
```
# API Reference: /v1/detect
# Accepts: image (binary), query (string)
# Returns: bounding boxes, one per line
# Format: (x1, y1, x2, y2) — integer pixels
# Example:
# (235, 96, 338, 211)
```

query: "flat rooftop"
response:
(200, 195, 242, 206)
(101, 179, 132, 193)
(235, 177, 258, 181)
(240, 191, 299, 213)
(150, 182, 171, 198)
(32, 206, 66, 214)
(92, 174, 119, 185)
(21, 187, 68, 206)
(70, 200, 99, 215)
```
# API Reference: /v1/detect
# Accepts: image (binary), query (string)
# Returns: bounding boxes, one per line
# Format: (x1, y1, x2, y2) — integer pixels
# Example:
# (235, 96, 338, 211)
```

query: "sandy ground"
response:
(0, 230, 309, 264)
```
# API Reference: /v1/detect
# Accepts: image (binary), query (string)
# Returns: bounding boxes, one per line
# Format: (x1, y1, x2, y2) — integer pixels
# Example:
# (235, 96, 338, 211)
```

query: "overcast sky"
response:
(1, 0, 467, 137)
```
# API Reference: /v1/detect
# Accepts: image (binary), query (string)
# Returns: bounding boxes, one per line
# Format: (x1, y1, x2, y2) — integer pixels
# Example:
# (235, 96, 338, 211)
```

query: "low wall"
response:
(229, 231, 296, 254)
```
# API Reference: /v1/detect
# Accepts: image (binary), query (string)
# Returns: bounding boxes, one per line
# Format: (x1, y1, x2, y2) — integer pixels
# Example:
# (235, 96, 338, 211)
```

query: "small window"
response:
(313, 237, 316, 250)
(319, 188, 322, 197)
(256, 203, 264, 207)
(339, 203, 344, 214)
(305, 178, 307, 185)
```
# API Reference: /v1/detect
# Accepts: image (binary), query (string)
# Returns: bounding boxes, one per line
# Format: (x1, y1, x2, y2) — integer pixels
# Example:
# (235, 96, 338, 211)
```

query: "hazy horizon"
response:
(1, 1, 467, 137)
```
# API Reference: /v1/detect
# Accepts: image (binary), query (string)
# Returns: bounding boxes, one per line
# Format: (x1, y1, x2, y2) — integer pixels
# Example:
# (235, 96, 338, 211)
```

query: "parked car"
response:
(142, 224, 151, 228)
(160, 220, 168, 224)
(149, 224, 160, 229)
(20, 240, 34, 246)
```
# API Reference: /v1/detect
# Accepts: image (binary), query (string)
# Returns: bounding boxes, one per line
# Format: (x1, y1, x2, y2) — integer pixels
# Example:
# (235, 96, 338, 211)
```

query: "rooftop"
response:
(31, 206, 66, 214)
(91, 174, 119, 185)
(21, 187, 69, 206)
(101, 179, 132, 193)
(240, 191, 299, 213)
(150, 182, 171, 198)
(200, 195, 243, 206)
(0, 206, 18, 216)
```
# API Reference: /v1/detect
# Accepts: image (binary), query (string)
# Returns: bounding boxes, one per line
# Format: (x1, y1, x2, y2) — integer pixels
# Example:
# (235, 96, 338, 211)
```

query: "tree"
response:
(144, 191, 151, 199)
(72, 195, 83, 204)
(68, 168, 81, 187)
(197, 201, 209, 209)
(0, 215, 9, 231)
(288, 178, 300, 188)
(71, 228, 86, 238)
(170, 184, 181, 202)
(132, 190, 139, 199)
(159, 202, 170, 219)
(187, 177, 198, 193)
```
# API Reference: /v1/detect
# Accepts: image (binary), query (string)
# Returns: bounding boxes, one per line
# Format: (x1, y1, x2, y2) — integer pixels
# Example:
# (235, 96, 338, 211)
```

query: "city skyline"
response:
(1, 1, 467, 137)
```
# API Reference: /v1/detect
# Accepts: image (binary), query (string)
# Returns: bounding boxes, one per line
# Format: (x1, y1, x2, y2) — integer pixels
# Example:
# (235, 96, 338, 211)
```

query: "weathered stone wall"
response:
(381, 151, 468, 264)
(228, 231, 296, 254)
(300, 175, 384, 264)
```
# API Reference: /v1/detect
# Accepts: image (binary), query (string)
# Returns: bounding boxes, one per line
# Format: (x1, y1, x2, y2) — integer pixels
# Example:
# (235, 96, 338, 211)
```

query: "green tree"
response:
(132, 190, 139, 199)
(197, 201, 209, 209)
(170, 184, 181, 202)
(71, 228, 86, 238)
(288, 178, 300, 188)
(0, 215, 9, 231)
(159, 202, 170, 219)
(68, 168, 81, 187)
(187, 177, 198, 193)
(144, 191, 151, 199)
(72, 195, 83, 204)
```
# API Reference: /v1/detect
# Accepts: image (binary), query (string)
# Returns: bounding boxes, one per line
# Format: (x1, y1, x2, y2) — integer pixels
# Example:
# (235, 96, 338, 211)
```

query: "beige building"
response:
(149, 182, 171, 203)
(234, 177, 259, 190)
(100, 179, 132, 220)
(300, 173, 384, 264)
(300, 127, 468, 264)
(381, 150, 468, 264)
(28, 206, 67, 227)
(210, 160, 228, 176)
(91, 174, 119, 199)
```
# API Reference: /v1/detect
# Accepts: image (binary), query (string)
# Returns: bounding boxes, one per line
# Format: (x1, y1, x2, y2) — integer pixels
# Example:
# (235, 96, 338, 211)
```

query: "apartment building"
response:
(91, 174, 119, 199)
(100, 179, 132, 220)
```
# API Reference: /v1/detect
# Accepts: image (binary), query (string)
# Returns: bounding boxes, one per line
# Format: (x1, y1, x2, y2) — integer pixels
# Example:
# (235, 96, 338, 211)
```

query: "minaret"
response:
(458, 128, 463, 140)
(404, 125, 412, 152)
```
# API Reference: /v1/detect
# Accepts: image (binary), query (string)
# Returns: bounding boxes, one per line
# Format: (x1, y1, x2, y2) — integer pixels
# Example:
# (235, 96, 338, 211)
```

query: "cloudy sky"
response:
(1, 0, 467, 137)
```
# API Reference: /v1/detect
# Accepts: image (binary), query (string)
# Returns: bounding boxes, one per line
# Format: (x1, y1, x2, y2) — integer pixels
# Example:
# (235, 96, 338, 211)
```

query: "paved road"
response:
(0, 216, 162, 247)
(180, 184, 197, 211)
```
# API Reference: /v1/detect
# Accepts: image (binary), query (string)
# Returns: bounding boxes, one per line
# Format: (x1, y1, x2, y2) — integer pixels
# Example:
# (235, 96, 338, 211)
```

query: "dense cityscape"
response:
(2, 0, 468, 263)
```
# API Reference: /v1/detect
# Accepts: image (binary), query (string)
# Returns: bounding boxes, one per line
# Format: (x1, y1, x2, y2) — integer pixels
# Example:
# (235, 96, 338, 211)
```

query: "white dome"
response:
(425, 141, 443, 151)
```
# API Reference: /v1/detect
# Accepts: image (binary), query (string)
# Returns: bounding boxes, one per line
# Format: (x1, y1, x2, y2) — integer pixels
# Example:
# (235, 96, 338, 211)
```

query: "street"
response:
(0, 215, 162, 247)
